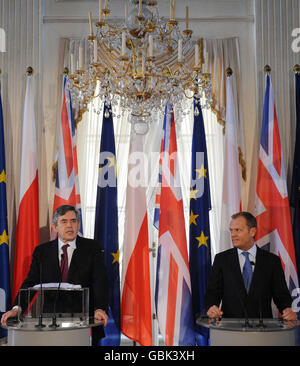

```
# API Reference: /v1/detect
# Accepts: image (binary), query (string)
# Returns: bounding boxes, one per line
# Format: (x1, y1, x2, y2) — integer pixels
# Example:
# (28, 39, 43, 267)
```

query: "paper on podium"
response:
(32, 283, 81, 289)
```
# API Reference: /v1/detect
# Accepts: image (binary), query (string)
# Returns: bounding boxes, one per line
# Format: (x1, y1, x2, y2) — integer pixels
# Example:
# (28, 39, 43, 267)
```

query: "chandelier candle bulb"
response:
(121, 31, 126, 56)
(170, 0, 175, 21)
(185, 6, 189, 30)
(99, 0, 103, 22)
(70, 53, 75, 73)
(89, 12, 93, 36)
(203, 50, 208, 73)
(178, 39, 182, 63)
(125, 2, 128, 20)
(79, 44, 84, 69)
(93, 40, 98, 63)
(149, 35, 153, 57)
(195, 44, 199, 66)
(138, 0, 142, 17)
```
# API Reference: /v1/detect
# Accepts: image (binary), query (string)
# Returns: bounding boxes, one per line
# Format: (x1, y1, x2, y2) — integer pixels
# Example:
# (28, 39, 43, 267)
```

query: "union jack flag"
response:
(155, 105, 195, 346)
(52, 76, 82, 233)
(153, 123, 164, 230)
(255, 74, 298, 295)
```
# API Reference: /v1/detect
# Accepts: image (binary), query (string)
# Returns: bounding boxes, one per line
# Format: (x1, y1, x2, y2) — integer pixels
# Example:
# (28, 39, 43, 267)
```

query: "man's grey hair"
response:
(52, 205, 80, 226)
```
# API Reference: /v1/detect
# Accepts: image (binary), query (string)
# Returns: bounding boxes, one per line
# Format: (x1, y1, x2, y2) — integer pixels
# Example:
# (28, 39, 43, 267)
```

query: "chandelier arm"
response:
(161, 64, 174, 78)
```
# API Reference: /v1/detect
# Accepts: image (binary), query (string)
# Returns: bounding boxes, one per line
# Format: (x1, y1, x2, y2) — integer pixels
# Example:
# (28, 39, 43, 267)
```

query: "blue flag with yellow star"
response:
(189, 97, 212, 345)
(94, 102, 120, 345)
(291, 72, 300, 284)
(0, 83, 11, 339)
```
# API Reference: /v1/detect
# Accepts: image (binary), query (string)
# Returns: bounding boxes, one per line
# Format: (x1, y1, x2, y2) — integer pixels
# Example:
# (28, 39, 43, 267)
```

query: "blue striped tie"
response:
(242, 252, 252, 292)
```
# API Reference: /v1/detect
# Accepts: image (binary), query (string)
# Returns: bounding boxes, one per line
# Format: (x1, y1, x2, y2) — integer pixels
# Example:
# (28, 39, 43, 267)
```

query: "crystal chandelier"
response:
(67, 0, 212, 133)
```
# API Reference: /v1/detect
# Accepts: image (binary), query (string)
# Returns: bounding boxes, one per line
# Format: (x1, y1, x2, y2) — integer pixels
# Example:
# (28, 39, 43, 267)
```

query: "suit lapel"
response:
(67, 236, 82, 281)
(231, 248, 248, 297)
(48, 239, 61, 281)
(248, 246, 263, 295)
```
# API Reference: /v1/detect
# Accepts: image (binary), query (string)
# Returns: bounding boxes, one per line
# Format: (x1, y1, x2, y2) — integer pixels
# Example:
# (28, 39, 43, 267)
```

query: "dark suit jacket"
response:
(15, 236, 109, 340)
(205, 246, 292, 318)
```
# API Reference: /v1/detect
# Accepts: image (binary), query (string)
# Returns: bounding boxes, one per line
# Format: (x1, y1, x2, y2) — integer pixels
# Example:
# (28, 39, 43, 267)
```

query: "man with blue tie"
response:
(205, 211, 297, 321)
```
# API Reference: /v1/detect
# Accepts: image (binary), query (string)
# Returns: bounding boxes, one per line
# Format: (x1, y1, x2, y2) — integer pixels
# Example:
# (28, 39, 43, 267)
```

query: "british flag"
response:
(255, 74, 298, 294)
(153, 123, 164, 230)
(52, 76, 82, 233)
(155, 105, 195, 346)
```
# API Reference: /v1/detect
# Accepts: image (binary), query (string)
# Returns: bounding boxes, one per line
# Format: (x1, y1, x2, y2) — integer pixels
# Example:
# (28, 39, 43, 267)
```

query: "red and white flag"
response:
(255, 74, 298, 292)
(52, 76, 82, 234)
(12, 74, 39, 301)
(218, 74, 242, 254)
(121, 130, 152, 346)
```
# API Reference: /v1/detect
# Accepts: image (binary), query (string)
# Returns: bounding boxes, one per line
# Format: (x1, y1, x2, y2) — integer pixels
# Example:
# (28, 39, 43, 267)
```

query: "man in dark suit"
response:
(205, 211, 297, 320)
(1, 205, 109, 344)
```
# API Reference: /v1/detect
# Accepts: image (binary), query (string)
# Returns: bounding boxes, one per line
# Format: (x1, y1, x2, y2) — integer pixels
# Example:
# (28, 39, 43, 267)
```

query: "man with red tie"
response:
(1, 205, 109, 345)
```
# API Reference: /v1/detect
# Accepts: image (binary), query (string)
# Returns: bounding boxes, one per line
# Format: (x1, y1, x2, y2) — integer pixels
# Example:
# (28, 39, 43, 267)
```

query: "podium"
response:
(197, 317, 298, 346)
(4, 286, 102, 346)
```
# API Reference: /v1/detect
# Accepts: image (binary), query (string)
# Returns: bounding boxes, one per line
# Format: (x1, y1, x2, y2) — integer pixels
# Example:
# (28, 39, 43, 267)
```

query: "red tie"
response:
(61, 244, 69, 282)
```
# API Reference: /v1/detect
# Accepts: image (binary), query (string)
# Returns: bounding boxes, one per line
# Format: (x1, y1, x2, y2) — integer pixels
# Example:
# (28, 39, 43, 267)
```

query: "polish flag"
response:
(12, 74, 39, 302)
(121, 130, 152, 346)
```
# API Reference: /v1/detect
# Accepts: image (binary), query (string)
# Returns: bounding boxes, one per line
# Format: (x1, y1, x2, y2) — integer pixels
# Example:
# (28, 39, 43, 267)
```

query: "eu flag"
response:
(189, 97, 212, 345)
(291, 72, 300, 283)
(0, 83, 11, 339)
(94, 103, 120, 345)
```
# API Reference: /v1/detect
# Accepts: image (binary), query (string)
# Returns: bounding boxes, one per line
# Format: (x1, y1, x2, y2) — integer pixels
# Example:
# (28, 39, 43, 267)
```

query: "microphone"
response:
(49, 252, 66, 328)
(35, 254, 46, 329)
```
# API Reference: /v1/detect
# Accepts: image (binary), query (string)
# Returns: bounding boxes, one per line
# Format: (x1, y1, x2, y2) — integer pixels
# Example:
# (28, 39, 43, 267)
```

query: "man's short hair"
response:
(231, 211, 257, 229)
(52, 205, 80, 225)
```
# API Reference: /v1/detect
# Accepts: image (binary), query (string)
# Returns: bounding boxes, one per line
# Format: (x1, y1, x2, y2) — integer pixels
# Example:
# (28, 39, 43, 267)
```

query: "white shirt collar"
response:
(237, 244, 257, 257)
(58, 237, 77, 250)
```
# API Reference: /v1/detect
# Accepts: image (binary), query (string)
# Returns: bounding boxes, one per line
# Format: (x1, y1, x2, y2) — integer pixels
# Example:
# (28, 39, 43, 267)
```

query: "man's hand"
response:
(207, 305, 223, 319)
(282, 307, 298, 321)
(94, 309, 108, 326)
(1, 308, 19, 327)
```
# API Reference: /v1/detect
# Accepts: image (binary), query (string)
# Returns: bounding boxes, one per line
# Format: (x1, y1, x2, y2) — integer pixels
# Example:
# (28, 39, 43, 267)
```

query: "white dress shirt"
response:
(237, 245, 257, 273)
(58, 237, 76, 268)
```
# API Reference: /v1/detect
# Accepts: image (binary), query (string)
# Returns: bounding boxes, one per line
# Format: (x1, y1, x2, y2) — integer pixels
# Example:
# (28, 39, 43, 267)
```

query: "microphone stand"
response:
(49, 253, 65, 328)
(48, 282, 61, 328)
(237, 289, 252, 329)
(35, 259, 46, 329)
(257, 295, 266, 329)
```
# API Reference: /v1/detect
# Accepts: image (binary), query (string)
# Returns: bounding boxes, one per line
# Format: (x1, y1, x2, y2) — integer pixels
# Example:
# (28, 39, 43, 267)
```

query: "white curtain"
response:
(254, 0, 300, 194)
(0, 0, 44, 252)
